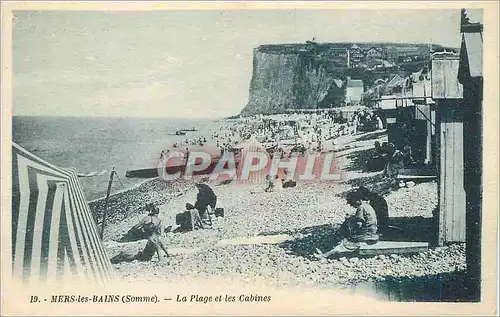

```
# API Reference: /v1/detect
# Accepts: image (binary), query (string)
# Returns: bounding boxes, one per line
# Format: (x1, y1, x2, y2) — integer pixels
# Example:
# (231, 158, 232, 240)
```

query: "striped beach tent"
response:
(11, 142, 114, 285)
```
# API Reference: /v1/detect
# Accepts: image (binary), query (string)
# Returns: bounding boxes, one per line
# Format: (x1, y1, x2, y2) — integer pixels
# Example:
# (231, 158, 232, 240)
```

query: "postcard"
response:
(1, 1, 498, 316)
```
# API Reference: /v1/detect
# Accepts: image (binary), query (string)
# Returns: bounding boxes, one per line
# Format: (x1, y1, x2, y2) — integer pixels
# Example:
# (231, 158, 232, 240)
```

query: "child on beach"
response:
(264, 174, 282, 192)
(176, 203, 205, 231)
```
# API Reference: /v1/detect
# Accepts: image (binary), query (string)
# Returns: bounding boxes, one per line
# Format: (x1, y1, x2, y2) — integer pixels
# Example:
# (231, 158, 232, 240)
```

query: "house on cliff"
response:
(347, 44, 364, 68)
(366, 47, 383, 59)
(345, 77, 364, 105)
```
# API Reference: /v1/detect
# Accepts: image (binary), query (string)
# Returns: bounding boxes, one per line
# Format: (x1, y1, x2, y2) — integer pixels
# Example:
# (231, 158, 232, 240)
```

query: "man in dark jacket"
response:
(194, 183, 217, 223)
(366, 141, 387, 172)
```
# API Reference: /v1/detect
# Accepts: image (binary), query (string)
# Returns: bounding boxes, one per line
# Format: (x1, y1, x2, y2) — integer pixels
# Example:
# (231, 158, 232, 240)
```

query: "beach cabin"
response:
(457, 8, 483, 300)
(389, 107, 433, 164)
(378, 96, 400, 125)
(431, 52, 466, 245)
(373, 64, 437, 163)
(377, 94, 436, 166)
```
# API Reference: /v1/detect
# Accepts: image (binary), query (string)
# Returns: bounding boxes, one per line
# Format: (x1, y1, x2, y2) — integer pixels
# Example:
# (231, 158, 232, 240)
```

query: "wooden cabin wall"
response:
(436, 101, 466, 245)
(462, 78, 483, 301)
(414, 105, 434, 163)
(432, 58, 464, 99)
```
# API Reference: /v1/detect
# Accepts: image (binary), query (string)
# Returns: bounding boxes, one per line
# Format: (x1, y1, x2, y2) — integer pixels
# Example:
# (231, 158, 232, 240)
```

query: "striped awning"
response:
(12, 142, 114, 285)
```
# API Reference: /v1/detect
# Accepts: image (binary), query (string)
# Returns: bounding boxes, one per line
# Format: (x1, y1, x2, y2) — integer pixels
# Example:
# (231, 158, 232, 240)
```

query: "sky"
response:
(12, 9, 483, 118)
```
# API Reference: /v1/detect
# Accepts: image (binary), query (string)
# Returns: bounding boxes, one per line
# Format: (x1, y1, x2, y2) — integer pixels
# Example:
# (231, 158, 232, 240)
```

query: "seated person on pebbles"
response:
(111, 203, 170, 264)
(314, 191, 379, 259)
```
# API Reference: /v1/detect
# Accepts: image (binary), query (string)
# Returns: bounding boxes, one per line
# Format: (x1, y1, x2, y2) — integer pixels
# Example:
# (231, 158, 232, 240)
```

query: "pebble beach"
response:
(91, 121, 466, 296)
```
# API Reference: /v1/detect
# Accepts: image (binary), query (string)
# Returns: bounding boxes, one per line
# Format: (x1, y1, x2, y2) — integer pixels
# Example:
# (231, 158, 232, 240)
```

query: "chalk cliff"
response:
(240, 42, 450, 116)
(241, 43, 348, 116)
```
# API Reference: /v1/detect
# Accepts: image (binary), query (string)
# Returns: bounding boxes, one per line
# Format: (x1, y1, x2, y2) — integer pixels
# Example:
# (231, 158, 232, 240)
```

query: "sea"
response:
(13, 116, 225, 201)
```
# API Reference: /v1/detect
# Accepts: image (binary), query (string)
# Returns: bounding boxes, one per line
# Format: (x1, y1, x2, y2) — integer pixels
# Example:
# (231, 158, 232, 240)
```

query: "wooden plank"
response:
(216, 234, 292, 246)
(397, 175, 437, 180)
(358, 241, 429, 256)
(447, 122, 466, 242)
(168, 247, 202, 255)
(399, 168, 436, 176)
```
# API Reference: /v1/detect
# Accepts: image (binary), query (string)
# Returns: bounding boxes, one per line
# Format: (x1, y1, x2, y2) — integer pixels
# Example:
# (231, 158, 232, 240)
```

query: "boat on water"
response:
(125, 168, 160, 179)
(169, 130, 187, 136)
(125, 156, 239, 179)
(179, 127, 198, 132)
(168, 128, 198, 135)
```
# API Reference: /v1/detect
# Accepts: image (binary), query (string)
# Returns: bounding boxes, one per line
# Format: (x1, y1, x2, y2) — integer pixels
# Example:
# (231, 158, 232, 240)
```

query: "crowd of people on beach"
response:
(161, 108, 386, 164)
(215, 109, 385, 157)
(172, 136, 208, 148)
(113, 108, 399, 264)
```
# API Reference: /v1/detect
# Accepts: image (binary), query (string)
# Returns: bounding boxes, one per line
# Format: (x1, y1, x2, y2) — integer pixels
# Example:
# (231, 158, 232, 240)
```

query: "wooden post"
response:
(100, 167, 115, 240)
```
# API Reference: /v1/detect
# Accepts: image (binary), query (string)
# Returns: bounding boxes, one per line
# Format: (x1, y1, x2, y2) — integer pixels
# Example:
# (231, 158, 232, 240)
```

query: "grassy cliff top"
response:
(256, 42, 452, 55)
